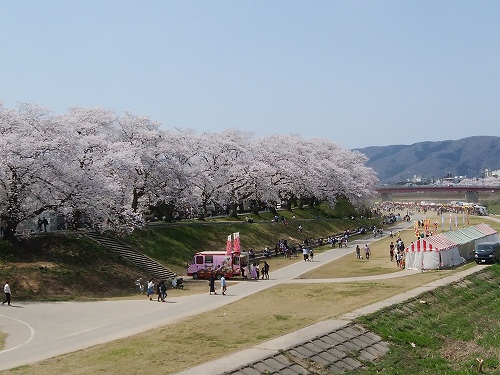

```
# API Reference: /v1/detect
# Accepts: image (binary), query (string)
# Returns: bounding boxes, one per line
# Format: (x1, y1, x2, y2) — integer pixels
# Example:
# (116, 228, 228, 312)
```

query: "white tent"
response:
(405, 235, 462, 270)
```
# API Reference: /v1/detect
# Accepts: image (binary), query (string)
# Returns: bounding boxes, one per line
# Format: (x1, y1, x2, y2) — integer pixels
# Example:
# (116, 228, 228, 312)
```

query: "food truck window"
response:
(233, 256, 240, 266)
(205, 255, 213, 264)
(195, 256, 204, 264)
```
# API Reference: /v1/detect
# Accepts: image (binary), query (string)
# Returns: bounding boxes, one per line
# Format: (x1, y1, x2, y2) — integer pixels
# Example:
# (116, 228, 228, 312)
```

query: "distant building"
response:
(485, 168, 500, 178)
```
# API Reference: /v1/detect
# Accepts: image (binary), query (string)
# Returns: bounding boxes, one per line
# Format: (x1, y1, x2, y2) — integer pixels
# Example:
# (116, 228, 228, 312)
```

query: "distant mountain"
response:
(355, 136, 500, 184)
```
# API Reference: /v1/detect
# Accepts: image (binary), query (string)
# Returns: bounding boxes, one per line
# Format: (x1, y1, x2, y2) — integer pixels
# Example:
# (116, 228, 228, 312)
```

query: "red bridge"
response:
(375, 185, 498, 202)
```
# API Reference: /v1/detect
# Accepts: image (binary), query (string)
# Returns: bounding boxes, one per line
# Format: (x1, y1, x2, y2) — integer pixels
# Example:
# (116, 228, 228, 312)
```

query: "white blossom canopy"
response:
(0, 102, 378, 237)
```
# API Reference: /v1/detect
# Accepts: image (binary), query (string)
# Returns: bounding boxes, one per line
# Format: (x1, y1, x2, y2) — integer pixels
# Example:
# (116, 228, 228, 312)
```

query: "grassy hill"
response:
(126, 205, 375, 274)
(0, 204, 380, 301)
(353, 265, 500, 374)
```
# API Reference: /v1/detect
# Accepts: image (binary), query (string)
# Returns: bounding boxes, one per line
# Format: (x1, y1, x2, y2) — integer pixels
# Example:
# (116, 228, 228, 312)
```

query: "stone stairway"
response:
(85, 231, 176, 280)
(226, 323, 390, 375)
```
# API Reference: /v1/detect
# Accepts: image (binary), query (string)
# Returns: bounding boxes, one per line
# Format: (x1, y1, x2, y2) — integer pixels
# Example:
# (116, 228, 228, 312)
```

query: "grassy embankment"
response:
(0, 204, 379, 301)
(351, 265, 500, 374)
(1, 214, 499, 374)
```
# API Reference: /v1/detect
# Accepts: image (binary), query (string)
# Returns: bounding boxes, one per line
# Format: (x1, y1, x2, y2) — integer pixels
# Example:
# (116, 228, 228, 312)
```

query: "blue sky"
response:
(1, 1, 499, 149)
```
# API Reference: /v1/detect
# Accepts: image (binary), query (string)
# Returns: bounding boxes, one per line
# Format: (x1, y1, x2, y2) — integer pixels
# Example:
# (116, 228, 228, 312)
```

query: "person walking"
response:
(250, 263, 258, 279)
(220, 275, 227, 295)
(262, 261, 270, 279)
(389, 242, 395, 261)
(364, 244, 371, 260)
(302, 246, 309, 261)
(3, 281, 11, 306)
(209, 273, 217, 295)
(156, 280, 166, 302)
(147, 279, 154, 301)
(42, 217, 49, 232)
(356, 245, 361, 259)
(161, 280, 167, 301)
(156, 281, 163, 302)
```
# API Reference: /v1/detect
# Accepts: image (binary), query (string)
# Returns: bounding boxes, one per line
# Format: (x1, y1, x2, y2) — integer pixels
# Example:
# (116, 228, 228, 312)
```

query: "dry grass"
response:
(300, 229, 416, 279)
(3, 270, 455, 375)
(0, 332, 6, 351)
(4, 214, 498, 374)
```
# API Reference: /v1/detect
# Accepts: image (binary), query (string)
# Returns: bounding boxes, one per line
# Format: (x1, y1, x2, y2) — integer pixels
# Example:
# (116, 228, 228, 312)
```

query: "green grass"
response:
(0, 204, 381, 300)
(484, 199, 500, 215)
(350, 265, 500, 374)
(124, 204, 379, 275)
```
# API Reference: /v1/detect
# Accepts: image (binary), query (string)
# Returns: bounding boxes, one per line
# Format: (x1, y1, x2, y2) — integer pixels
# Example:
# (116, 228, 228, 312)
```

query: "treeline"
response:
(0, 102, 378, 238)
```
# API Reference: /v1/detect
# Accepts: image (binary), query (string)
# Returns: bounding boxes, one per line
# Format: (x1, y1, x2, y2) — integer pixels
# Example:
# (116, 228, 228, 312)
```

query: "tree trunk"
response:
(298, 197, 304, 209)
(3, 221, 19, 241)
(229, 202, 239, 218)
(132, 188, 143, 212)
(251, 202, 259, 215)
(157, 201, 175, 222)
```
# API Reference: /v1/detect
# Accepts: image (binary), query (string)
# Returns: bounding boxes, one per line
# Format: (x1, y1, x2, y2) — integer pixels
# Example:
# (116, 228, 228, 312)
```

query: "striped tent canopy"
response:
(405, 235, 456, 252)
(405, 235, 462, 270)
(441, 228, 480, 245)
(473, 223, 500, 243)
(474, 223, 497, 235)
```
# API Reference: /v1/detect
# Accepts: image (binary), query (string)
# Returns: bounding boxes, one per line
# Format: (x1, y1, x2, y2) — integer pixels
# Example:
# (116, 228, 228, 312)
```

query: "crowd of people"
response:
(132, 216, 411, 304)
(389, 238, 407, 269)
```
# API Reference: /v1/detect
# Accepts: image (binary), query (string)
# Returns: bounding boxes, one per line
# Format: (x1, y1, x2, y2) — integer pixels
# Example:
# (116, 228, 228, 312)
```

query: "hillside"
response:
(357, 135, 500, 183)
(0, 206, 380, 300)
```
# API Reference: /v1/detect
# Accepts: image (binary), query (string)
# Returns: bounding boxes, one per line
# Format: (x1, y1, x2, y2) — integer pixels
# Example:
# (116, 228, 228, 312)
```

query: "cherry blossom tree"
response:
(188, 129, 255, 218)
(61, 107, 143, 233)
(0, 103, 104, 238)
(0, 101, 379, 238)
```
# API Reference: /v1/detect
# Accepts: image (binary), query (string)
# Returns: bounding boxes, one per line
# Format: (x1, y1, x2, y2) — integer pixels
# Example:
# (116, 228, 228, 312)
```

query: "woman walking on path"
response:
(147, 279, 154, 301)
(263, 261, 270, 279)
(250, 263, 258, 280)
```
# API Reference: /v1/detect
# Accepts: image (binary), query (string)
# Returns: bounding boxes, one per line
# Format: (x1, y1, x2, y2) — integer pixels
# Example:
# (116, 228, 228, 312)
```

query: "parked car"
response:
(474, 242, 500, 264)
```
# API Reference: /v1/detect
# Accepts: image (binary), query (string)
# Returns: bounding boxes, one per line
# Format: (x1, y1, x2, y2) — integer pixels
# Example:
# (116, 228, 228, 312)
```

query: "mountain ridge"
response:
(355, 136, 500, 184)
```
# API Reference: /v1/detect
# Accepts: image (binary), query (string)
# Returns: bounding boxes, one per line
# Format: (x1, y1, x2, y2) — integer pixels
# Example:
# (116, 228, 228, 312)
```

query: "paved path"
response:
(0, 216, 493, 372)
(0, 242, 380, 371)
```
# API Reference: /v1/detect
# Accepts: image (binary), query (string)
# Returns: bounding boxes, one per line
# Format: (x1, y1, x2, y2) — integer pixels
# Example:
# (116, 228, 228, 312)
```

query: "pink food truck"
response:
(187, 250, 241, 279)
